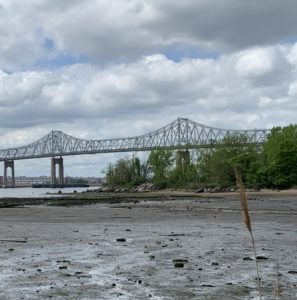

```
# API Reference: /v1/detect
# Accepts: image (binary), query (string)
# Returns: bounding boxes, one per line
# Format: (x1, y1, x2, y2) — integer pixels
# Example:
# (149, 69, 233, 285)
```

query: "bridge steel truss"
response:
(0, 118, 270, 162)
(0, 118, 270, 187)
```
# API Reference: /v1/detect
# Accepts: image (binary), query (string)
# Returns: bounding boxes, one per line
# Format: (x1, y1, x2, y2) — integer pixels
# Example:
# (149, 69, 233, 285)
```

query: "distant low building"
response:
(13, 176, 102, 186)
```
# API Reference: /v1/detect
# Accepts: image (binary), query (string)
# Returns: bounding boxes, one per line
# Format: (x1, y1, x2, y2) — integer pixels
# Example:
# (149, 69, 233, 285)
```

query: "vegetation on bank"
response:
(104, 125, 297, 190)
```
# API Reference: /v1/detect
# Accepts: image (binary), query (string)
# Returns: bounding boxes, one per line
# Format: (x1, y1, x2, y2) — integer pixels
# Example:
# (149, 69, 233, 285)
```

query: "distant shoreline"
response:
(1, 188, 297, 208)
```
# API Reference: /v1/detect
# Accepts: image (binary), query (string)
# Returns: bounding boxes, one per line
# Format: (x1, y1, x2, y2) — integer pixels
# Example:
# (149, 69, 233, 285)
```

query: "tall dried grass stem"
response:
(234, 168, 261, 300)
(274, 255, 282, 298)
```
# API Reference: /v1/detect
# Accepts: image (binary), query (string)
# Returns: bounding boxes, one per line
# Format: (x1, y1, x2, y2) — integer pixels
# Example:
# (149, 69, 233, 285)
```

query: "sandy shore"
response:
(0, 192, 296, 299)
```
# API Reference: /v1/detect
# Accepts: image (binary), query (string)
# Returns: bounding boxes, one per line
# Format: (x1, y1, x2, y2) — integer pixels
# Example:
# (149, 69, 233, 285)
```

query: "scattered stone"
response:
(138, 280, 142, 284)
(174, 262, 185, 268)
(211, 262, 219, 266)
(243, 257, 253, 261)
(201, 284, 215, 287)
(288, 270, 297, 274)
(8, 248, 14, 252)
(173, 259, 188, 263)
(116, 238, 126, 242)
(256, 255, 269, 260)
(149, 255, 155, 260)
(112, 283, 116, 287)
(125, 229, 131, 231)
(100, 182, 157, 193)
(59, 266, 67, 270)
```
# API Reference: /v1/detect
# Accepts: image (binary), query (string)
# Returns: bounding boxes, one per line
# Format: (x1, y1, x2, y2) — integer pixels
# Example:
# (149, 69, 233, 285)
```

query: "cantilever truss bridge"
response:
(0, 118, 270, 187)
(0, 118, 269, 161)
(0, 118, 270, 161)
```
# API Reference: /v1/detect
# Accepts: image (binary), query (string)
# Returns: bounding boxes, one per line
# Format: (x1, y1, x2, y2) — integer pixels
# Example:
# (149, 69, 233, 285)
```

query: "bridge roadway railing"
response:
(0, 118, 270, 161)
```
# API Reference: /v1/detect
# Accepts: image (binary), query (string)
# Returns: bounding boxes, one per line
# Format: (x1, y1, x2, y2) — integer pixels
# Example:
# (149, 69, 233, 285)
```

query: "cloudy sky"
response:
(1, 0, 297, 177)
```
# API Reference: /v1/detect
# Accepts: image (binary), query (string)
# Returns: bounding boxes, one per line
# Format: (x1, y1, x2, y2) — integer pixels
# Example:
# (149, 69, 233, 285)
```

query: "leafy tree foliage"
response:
(104, 125, 297, 189)
(198, 135, 260, 186)
(258, 125, 297, 188)
(148, 149, 174, 187)
(105, 156, 145, 187)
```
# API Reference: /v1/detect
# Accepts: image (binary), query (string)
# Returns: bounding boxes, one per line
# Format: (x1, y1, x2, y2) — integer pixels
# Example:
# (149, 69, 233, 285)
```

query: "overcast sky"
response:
(1, 0, 297, 177)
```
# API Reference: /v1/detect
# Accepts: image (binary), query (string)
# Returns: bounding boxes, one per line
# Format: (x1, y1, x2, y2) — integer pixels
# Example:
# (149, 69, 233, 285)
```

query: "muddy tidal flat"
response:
(0, 192, 296, 299)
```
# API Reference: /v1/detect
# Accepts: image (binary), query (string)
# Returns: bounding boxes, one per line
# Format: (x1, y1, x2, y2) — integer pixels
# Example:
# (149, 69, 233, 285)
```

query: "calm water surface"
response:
(0, 187, 98, 198)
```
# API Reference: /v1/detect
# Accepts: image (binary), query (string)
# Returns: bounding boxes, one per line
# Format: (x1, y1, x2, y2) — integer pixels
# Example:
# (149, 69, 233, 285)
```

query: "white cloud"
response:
(258, 96, 272, 108)
(235, 48, 275, 77)
(1, 43, 297, 135)
(1, 1, 297, 176)
(288, 82, 297, 96)
(1, 0, 297, 70)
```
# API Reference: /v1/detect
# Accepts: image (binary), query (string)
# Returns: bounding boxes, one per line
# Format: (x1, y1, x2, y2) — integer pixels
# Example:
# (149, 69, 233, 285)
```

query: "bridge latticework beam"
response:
(0, 118, 270, 161)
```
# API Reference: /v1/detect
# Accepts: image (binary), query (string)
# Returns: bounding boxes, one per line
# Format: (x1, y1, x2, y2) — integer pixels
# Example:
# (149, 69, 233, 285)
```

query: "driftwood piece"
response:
(0, 239, 27, 243)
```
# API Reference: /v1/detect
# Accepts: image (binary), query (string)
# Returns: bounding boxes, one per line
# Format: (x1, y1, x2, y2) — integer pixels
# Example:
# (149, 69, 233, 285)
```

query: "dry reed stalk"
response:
(274, 255, 282, 298)
(234, 168, 262, 300)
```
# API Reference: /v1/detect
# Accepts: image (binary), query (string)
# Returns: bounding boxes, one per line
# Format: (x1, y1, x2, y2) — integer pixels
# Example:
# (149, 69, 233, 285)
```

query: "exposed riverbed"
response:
(0, 192, 296, 299)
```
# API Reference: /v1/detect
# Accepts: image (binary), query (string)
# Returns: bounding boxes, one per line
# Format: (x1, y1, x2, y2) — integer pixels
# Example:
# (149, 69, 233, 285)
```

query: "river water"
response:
(0, 186, 98, 198)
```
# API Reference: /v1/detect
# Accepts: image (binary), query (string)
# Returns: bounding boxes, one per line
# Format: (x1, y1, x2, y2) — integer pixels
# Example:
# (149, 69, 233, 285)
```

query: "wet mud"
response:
(0, 195, 296, 299)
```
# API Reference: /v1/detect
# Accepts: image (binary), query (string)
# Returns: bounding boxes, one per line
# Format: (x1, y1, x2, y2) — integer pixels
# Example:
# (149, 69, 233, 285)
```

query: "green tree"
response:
(197, 134, 260, 186)
(104, 155, 146, 186)
(260, 125, 297, 188)
(148, 149, 174, 187)
(168, 150, 198, 187)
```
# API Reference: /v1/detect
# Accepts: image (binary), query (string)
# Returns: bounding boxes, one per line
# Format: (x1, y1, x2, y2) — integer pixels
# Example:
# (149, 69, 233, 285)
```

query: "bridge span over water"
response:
(0, 118, 270, 187)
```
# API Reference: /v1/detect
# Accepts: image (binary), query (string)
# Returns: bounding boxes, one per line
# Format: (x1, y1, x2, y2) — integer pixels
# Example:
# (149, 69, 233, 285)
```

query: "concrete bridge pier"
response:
(3, 160, 15, 188)
(51, 157, 64, 185)
(176, 150, 190, 168)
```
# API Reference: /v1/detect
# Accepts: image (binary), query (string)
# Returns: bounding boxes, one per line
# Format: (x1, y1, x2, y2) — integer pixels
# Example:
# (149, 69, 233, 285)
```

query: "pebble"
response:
(243, 257, 253, 261)
(116, 238, 126, 242)
(174, 262, 184, 268)
(256, 255, 269, 260)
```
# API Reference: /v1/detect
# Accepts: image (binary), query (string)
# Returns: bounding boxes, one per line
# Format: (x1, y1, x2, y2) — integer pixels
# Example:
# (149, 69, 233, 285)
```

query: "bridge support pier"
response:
(176, 150, 190, 169)
(3, 160, 15, 188)
(51, 157, 64, 185)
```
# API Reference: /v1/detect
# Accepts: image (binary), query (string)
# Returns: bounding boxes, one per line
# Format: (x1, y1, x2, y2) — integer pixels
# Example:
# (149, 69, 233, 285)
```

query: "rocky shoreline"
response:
(1, 184, 297, 209)
(94, 182, 255, 194)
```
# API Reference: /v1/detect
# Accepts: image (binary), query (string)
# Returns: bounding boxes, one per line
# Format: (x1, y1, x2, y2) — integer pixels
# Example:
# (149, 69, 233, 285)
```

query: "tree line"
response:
(104, 124, 297, 189)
